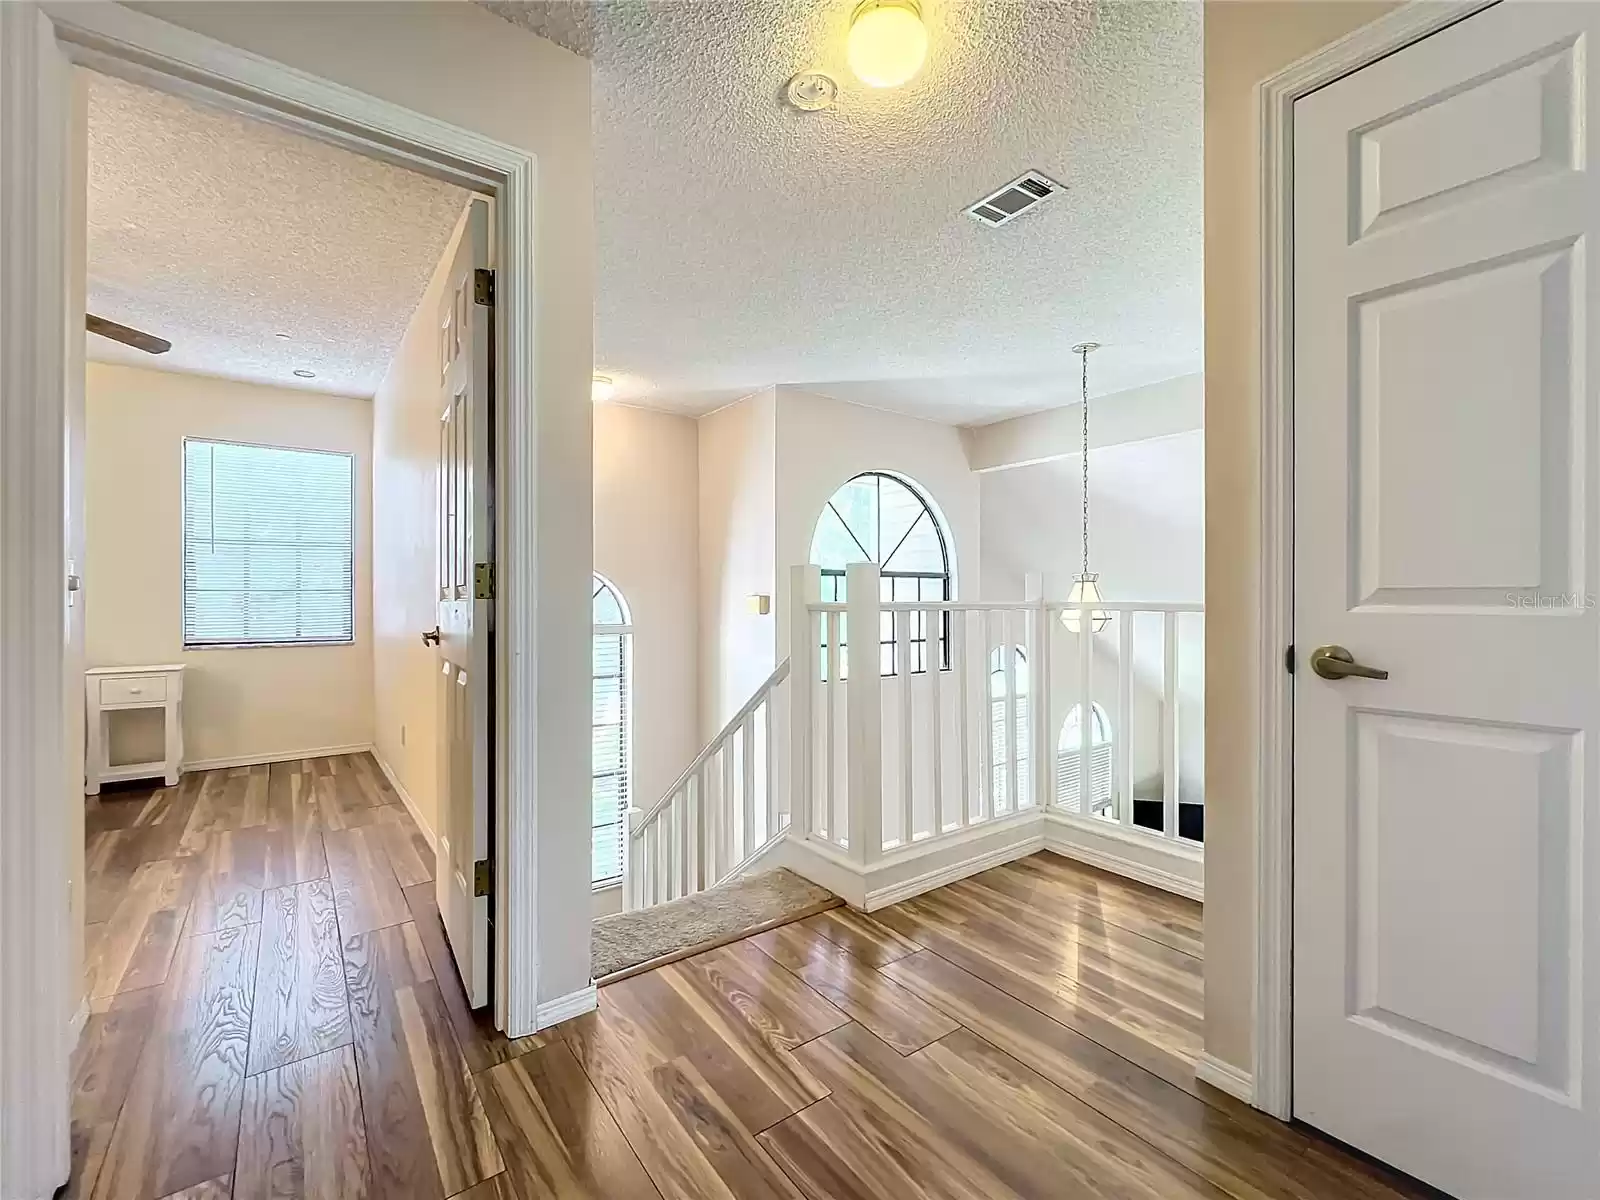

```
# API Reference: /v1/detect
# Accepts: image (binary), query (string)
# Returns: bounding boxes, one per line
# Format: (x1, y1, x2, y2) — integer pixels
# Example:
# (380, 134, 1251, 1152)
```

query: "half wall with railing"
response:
(624, 562, 1203, 912)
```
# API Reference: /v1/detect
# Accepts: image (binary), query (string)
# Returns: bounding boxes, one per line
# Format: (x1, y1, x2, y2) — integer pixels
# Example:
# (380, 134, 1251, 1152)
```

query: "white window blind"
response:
(592, 575, 632, 887)
(182, 438, 355, 648)
(592, 631, 629, 885)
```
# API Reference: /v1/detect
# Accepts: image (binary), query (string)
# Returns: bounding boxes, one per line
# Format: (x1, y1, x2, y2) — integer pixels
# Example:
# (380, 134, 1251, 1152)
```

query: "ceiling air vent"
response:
(966, 171, 1061, 228)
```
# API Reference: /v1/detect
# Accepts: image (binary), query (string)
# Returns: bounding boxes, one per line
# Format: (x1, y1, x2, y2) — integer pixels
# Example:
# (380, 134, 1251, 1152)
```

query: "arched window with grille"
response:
(809, 471, 953, 675)
(592, 575, 631, 887)
(989, 647, 1029, 810)
(1058, 702, 1114, 816)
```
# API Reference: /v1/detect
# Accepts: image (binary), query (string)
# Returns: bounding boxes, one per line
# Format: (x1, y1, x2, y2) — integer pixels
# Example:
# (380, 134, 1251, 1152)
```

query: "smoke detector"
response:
(966, 171, 1061, 228)
(786, 71, 838, 111)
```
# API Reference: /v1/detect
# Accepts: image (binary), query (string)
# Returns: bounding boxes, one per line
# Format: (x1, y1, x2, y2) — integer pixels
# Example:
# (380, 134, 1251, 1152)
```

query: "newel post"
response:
(787, 565, 821, 838)
(845, 563, 883, 865)
(1026, 572, 1052, 813)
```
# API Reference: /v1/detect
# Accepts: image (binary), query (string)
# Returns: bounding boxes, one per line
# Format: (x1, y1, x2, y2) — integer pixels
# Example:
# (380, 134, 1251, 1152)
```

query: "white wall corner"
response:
(1195, 1053, 1254, 1105)
(371, 747, 437, 851)
(535, 983, 598, 1031)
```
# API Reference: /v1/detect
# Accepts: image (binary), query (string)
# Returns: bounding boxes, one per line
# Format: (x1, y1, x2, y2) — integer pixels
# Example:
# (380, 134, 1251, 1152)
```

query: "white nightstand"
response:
(85, 664, 186, 794)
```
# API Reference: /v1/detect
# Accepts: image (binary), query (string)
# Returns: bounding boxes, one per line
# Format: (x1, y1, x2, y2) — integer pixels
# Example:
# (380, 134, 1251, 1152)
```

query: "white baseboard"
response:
(183, 742, 372, 772)
(1044, 813, 1205, 902)
(864, 832, 1045, 910)
(371, 748, 437, 852)
(536, 984, 598, 1030)
(1195, 1052, 1254, 1104)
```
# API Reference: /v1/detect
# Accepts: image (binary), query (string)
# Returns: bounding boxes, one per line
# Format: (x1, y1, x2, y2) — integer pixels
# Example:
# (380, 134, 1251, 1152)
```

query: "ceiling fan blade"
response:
(86, 314, 170, 355)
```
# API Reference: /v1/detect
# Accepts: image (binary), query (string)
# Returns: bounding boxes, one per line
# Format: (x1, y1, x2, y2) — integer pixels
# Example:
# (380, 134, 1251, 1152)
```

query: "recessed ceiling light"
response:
(592, 374, 615, 402)
(293, 369, 316, 378)
(274, 332, 293, 340)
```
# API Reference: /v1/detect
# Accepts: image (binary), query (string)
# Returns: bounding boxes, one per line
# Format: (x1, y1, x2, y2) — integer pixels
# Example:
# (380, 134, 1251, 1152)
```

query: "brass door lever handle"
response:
(421, 626, 441, 647)
(1309, 644, 1388, 681)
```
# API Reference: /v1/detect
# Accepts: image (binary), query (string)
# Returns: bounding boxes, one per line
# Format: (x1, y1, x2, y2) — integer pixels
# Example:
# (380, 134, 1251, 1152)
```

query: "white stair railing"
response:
(623, 659, 790, 911)
(791, 561, 1205, 866)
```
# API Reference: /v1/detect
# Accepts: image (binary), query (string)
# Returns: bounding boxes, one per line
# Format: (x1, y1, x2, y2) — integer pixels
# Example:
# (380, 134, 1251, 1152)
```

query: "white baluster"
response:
(981, 608, 996, 821)
(954, 610, 969, 829)
(1117, 614, 1135, 827)
(929, 606, 944, 835)
(1163, 610, 1179, 840)
(741, 713, 756, 863)
(1003, 615, 1018, 816)
(1026, 574, 1050, 813)
(825, 611, 840, 844)
(1078, 605, 1093, 817)
(896, 607, 913, 845)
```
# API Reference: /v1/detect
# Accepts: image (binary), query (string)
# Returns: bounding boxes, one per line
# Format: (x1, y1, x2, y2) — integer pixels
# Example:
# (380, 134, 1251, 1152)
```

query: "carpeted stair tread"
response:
(592, 868, 837, 983)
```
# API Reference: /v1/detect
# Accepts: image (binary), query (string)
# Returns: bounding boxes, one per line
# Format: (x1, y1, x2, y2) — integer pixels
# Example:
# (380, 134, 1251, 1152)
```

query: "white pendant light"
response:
(1062, 342, 1110, 634)
(846, 0, 928, 88)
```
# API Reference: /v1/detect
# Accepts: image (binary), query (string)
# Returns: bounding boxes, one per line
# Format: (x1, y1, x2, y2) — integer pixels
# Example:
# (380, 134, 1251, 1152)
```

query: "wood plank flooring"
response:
(72, 773, 1432, 1200)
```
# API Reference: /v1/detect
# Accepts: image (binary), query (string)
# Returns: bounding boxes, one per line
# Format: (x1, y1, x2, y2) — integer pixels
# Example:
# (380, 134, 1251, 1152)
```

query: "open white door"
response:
(1293, 4, 1599, 1196)
(432, 200, 493, 1008)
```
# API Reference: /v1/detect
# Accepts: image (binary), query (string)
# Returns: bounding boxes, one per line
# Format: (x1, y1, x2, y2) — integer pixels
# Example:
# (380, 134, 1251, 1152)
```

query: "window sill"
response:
(183, 639, 356, 651)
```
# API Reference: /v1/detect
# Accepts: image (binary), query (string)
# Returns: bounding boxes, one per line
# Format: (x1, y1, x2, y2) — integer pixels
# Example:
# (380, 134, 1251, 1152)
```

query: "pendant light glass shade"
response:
(1062, 572, 1110, 633)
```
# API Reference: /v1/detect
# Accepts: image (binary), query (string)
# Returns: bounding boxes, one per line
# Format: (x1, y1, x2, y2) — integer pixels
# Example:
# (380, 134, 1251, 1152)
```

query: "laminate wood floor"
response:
(72, 777, 1431, 1200)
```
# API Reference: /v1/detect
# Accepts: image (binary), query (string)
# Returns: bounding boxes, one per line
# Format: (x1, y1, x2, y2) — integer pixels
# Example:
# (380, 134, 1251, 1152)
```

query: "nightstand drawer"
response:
(99, 675, 167, 706)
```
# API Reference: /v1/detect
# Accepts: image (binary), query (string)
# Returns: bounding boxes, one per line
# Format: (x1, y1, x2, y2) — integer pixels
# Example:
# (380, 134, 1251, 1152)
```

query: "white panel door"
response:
(1293, 4, 1599, 1196)
(435, 200, 494, 1008)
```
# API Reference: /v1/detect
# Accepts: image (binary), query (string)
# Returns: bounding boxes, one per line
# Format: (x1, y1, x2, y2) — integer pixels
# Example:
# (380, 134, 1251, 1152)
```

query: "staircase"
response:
(624, 658, 793, 910)
(621, 562, 1206, 937)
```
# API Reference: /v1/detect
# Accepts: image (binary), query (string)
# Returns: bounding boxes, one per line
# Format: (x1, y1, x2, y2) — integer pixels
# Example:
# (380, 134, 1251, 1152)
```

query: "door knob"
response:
(421, 626, 441, 647)
(1309, 644, 1388, 681)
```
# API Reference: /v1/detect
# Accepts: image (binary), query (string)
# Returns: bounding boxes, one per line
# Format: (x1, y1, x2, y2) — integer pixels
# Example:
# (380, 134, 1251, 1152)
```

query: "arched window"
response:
(989, 647, 1029, 810)
(592, 574, 631, 887)
(1058, 702, 1114, 816)
(810, 472, 953, 675)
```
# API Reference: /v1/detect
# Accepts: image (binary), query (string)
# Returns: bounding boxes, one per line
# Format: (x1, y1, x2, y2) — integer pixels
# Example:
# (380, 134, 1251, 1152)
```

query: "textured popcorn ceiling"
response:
(488, 0, 1202, 424)
(86, 72, 471, 398)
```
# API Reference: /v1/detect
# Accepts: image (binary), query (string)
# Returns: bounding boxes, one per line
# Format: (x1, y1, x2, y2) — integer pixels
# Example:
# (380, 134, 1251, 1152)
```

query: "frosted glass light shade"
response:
(1060, 573, 1110, 633)
(847, 1, 928, 88)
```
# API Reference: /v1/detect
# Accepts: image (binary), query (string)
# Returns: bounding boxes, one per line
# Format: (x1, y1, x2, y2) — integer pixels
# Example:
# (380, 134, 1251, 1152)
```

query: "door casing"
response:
(0, 4, 555, 1193)
(1252, 0, 1500, 1120)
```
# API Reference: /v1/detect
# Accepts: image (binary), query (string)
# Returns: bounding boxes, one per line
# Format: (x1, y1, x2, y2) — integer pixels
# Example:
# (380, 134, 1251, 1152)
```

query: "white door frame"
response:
(0, 4, 545, 1193)
(1253, 0, 1499, 1120)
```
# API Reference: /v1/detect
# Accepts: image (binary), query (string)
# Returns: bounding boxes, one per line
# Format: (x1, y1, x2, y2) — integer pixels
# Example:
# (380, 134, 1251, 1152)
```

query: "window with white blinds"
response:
(182, 438, 355, 648)
(592, 575, 632, 887)
(989, 647, 1029, 806)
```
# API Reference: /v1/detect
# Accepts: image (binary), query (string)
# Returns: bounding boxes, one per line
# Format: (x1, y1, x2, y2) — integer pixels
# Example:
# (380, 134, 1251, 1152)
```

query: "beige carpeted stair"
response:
(592, 868, 838, 984)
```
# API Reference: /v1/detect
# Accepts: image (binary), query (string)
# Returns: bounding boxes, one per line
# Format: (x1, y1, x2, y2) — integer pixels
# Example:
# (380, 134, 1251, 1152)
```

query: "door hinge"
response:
(473, 859, 494, 898)
(474, 268, 495, 307)
(1285, 643, 1295, 675)
(474, 561, 495, 600)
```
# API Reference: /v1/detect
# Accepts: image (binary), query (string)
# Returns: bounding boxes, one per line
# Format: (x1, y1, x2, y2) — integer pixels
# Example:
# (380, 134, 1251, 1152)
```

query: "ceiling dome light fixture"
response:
(592, 374, 616, 403)
(847, 0, 928, 88)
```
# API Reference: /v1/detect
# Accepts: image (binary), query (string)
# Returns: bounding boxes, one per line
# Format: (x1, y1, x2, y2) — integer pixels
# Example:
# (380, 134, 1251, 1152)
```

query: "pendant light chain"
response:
(1080, 344, 1091, 579)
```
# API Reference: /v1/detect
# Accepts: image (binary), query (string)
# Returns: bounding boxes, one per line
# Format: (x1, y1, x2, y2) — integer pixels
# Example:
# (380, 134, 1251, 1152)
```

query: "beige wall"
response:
(372, 204, 471, 840)
(85, 363, 374, 766)
(1203, 0, 1396, 1073)
(698, 389, 778, 735)
(136, 1, 597, 1005)
(595, 403, 701, 814)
